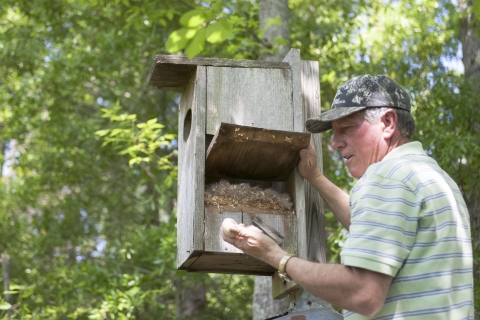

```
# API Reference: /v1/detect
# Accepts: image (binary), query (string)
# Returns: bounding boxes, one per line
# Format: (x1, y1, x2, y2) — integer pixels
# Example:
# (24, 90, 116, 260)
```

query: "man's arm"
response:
(298, 145, 351, 229)
(283, 256, 393, 316)
(222, 225, 393, 317)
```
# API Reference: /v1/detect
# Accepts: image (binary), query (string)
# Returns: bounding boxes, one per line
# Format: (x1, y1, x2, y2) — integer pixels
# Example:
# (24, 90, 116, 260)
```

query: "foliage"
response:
(0, 0, 254, 318)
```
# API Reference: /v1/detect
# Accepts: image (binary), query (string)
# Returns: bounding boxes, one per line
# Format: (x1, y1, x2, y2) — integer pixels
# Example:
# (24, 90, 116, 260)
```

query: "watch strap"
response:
(278, 253, 296, 282)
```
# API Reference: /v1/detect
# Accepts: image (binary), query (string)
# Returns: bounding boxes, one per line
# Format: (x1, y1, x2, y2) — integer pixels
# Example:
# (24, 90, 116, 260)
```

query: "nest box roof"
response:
(146, 55, 291, 91)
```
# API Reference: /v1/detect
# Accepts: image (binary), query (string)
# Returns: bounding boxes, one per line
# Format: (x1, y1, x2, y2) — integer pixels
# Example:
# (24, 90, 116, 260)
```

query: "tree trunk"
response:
(252, 276, 289, 320)
(252, 1, 292, 319)
(259, 0, 291, 62)
(181, 281, 206, 320)
(458, 0, 480, 317)
(460, 0, 480, 83)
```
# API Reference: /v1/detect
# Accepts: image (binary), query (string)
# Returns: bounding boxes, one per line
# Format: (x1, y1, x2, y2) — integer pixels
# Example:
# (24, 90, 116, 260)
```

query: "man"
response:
(222, 75, 474, 319)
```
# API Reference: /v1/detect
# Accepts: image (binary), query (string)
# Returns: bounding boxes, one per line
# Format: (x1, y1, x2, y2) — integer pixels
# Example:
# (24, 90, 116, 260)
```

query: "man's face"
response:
(331, 111, 386, 178)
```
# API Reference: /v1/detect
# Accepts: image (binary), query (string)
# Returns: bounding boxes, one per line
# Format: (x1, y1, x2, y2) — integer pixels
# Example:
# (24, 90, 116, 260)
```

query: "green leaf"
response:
(0, 302, 12, 310)
(179, 9, 215, 28)
(95, 129, 110, 137)
(185, 28, 205, 59)
(3, 290, 19, 294)
(165, 28, 198, 53)
(205, 19, 233, 43)
(9, 283, 24, 290)
(126, 286, 140, 296)
(146, 118, 158, 125)
(109, 128, 127, 137)
(473, 0, 480, 18)
(211, 0, 224, 12)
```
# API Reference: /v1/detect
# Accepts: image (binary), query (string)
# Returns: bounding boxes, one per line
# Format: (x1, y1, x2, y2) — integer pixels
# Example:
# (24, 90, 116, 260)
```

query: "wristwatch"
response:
(278, 253, 296, 282)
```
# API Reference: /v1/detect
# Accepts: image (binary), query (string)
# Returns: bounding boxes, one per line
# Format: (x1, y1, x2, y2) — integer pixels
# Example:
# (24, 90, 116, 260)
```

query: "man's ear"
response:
(382, 109, 398, 140)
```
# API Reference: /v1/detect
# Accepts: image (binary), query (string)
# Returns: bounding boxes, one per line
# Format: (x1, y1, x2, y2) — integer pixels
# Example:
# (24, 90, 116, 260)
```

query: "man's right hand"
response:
(298, 144, 351, 229)
(298, 145, 322, 181)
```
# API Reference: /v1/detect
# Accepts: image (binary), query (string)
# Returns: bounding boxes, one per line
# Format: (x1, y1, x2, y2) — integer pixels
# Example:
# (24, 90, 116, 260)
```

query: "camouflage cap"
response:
(305, 75, 411, 133)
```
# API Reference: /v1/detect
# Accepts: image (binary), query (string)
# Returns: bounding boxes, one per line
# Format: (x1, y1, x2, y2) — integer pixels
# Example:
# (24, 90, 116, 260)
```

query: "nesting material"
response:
(204, 180, 294, 215)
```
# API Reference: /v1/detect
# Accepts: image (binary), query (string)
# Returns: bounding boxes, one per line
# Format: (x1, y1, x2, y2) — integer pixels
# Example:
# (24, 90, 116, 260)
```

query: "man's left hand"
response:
(221, 223, 287, 268)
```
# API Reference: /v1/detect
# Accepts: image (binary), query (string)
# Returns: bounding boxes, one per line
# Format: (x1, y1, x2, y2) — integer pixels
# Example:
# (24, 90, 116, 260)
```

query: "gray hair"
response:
(363, 107, 415, 139)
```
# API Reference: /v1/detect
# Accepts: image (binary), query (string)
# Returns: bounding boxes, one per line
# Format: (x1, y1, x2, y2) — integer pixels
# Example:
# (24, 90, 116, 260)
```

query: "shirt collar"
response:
(381, 141, 426, 162)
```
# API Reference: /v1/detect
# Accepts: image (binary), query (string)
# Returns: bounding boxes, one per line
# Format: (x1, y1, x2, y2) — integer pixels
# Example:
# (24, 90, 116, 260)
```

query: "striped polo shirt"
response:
(341, 141, 474, 319)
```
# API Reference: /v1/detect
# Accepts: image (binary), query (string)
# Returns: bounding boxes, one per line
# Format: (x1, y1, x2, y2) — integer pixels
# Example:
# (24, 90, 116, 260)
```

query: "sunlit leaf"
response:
(180, 9, 215, 28)
(165, 28, 198, 53)
(205, 19, 233, 43)
(0, 302, 12, 310)
(185, 28, 206, 59)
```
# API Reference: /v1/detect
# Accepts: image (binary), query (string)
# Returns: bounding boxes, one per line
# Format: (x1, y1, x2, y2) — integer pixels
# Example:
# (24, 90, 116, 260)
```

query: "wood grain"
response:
(283, 49, 303, 133)
(192, 67, 208, 254)
(302, 60, 327, 264)
(187, 252, 276, 275)
(176, 67, 207, 269)
(147, 55, 290, 91)
(272, 277, 300, 300)
(205, 123, 310, 182)
(205, 66, 294, 135)
(176, 71, 196, 268)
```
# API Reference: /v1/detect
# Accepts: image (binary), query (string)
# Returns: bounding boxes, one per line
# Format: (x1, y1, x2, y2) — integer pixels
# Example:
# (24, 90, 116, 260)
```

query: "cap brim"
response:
(305, 106, 367, 133)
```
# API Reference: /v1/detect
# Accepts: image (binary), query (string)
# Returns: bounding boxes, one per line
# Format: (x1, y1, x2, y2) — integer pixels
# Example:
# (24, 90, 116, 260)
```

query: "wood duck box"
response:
(147, 50, 324, 297)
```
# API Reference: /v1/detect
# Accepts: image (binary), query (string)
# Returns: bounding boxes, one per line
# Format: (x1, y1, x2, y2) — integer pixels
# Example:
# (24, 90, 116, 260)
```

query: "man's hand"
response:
(221, 223, 286, 268)
(298, 145, 322, 182)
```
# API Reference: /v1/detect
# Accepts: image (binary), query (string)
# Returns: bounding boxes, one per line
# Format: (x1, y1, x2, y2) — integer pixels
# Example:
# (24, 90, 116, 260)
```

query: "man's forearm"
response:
(308, 174, 351, 229)
(222, 217, 391, 316)
(281, 257, 392, 316)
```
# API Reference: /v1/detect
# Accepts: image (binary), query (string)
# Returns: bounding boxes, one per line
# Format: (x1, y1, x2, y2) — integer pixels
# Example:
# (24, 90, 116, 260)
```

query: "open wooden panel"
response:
(187, 252, 276, 276)
(205, 123, 310, 182)
(184, 206, 297, 275)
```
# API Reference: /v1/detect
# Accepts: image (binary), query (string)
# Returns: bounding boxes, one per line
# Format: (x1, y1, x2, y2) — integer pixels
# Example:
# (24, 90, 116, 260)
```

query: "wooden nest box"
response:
(147, 49, 323, 298)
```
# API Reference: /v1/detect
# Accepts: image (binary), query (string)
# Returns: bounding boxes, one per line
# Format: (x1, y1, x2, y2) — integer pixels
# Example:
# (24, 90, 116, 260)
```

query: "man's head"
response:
(306, 75, 415, 178)
(306, 75, 413, 134)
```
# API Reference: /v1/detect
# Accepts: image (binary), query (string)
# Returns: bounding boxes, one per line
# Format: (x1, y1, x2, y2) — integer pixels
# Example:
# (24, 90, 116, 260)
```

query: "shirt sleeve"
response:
(340, 173, 422, 277)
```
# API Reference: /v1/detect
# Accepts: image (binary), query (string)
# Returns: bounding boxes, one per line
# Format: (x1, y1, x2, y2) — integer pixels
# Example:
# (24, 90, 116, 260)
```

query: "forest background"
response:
(0, 0, 479, 319)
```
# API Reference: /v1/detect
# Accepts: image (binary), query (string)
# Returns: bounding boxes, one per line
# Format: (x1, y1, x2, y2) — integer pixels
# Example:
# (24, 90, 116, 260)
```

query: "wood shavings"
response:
(204, 180, 294, 215)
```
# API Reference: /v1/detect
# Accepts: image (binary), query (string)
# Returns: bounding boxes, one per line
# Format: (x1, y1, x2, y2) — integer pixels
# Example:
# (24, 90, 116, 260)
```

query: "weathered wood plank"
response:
(193, 66, 207, 252)
(206, 67, 293, 135)
(187, 253, 276, 275)
(252, 216, 284, 245)
(302, 60, 327, 264)
(271, 169, 305, 299)
(147, 55, 290, 91)
(177, 71, 196, 268)
(282, 49, 303, 133)
(176, 67, 207, 268)
(205, 123, 310, 182)
(271, 51, 307, 300)
(293, 169, 307, 260)
(272, 275, 300, 300)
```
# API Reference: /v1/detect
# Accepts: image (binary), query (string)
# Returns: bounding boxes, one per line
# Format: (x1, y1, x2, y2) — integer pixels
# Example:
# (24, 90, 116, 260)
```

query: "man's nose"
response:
(330, 134, 344, 150)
